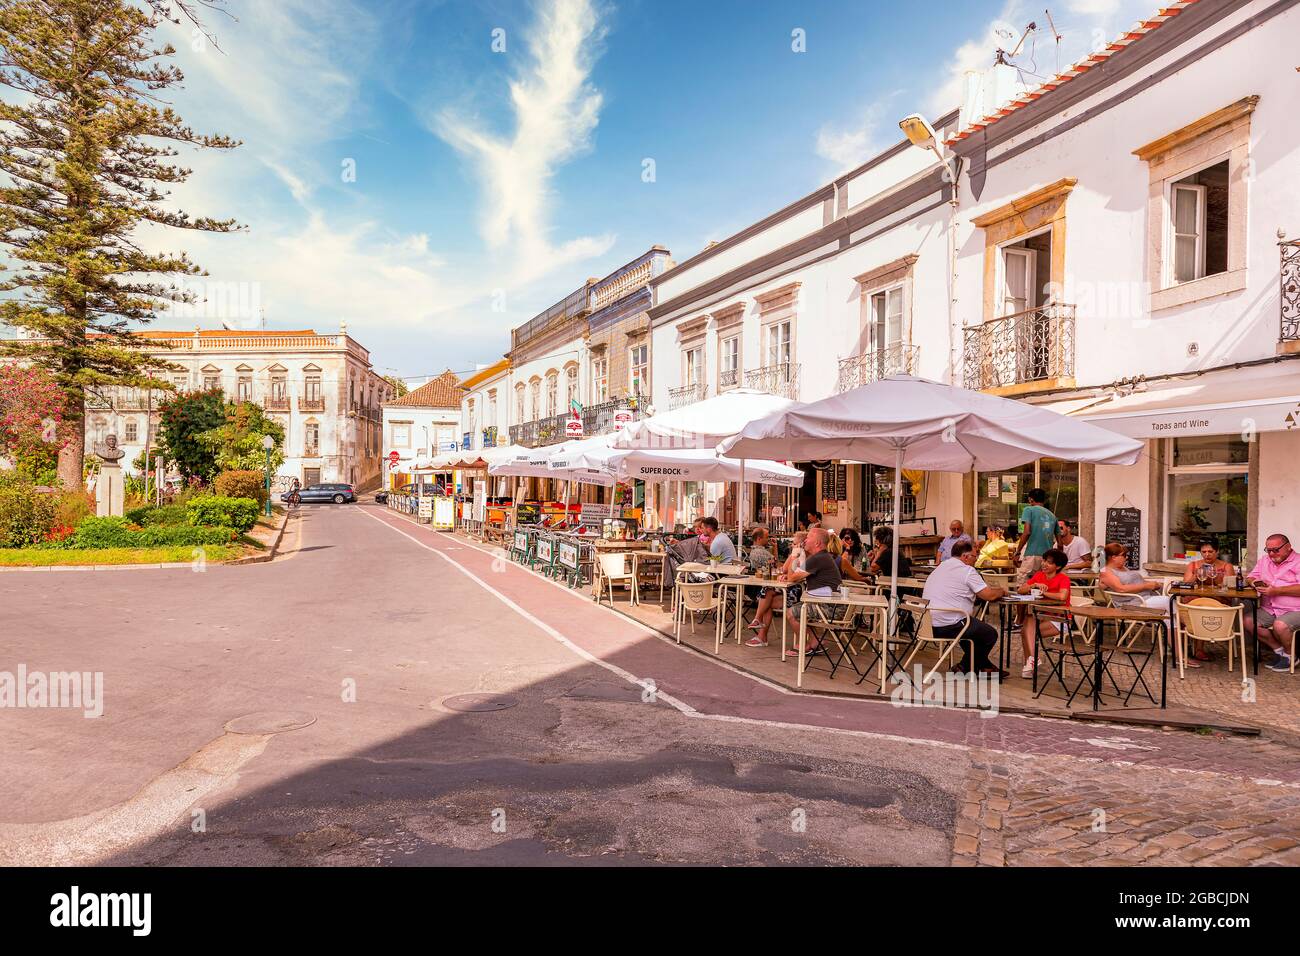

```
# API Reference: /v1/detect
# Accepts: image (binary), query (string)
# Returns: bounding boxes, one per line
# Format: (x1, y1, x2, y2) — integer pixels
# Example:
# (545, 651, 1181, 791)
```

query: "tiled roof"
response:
(944, 1, 1198, 146)
(385, 369, 463, 409)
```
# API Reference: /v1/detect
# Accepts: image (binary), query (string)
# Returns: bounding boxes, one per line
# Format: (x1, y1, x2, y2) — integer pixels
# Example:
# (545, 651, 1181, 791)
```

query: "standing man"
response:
(937, 519, 972, 563)
(921, 540, 1008, 676)
(1056, 520, 1092, 570)
(1244, 533, 1300, 673)
(1014, 488, 1057, 590)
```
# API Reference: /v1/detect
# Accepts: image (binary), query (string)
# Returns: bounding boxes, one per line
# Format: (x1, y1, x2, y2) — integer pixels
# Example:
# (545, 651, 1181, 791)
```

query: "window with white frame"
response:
(529, 378, 541, 420)
(545, 372, 558, 417)
(683, 345, 704, 387)
(766, 320, 791, 368)
(391, 423, 411, 447)
(467, 398, 476, 442)
(487, 389, 497, 428)
(1167, 160, 1228, 285)
(591, 355, 608, 403)
(565, 364, 579, 411)
(869, 286, 904, 354)
(719, 335, 740, 389)
(515, 384, 525, 423)
(629, 344, 648, 396)
(124, 420, 138, 443)
(305, 422, 320, 454)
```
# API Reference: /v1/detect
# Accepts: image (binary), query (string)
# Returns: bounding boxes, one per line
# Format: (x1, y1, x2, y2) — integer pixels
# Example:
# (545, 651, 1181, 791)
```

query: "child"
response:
(1017, 547, 1071, 678)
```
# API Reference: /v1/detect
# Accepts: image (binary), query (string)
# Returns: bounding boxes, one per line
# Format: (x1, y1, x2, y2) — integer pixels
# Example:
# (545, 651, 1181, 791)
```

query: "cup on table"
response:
(1030, 586, 1043, 600)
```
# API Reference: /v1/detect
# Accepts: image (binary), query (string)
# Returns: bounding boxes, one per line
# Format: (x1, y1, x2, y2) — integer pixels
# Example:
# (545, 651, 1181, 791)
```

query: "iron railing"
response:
(266, 396, 290, 411)
(719, 367, 740, 390)
(299, 396, 325, 412)
(836, 344, 919, 393)
(669, 382, 707, 409)
(962, 303, 1075, 391)
(1282, 239, 1300, 342)
(509, 395, 643, 448)
(745, 362, 800, 399)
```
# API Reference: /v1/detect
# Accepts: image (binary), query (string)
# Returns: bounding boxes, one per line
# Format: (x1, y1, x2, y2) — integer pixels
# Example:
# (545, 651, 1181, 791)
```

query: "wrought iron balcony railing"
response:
(837, 344, 919, 393)
(303, 445, 320, 458)
(1282, 239, 1300, 342)
(668, 382, 707, 409)
(745, 362, 800, 399)
(509, 395, 644, 448)
(962, 303, 1075, 391)
(719, 368, 740, 391)
(299, 396, 325, 412)
(265, 396, 290, 411)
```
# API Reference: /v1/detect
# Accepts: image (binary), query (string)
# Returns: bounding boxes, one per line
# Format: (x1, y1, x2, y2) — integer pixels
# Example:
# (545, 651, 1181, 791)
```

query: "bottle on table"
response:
(1235, 562, 1245, 592)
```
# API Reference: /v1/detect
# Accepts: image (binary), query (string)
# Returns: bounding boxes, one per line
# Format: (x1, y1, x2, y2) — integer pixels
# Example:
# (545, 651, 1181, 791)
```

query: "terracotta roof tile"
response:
(385, 369, 463, 409)
(943, 0, 1197, 146)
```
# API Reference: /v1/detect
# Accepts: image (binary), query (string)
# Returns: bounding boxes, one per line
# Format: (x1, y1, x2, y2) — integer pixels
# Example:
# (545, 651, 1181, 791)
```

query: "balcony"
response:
(745, 362, 800, 399)
(303, 446, 320, 459)
(837, 344, 919, 393)
(963, 303, 1076, 394)
(669, 382, 707, 409)
(299, 395, 325, 412)
(509, 395, 643, 448)
(719, 368, 740, 391)
(1281, 239, 1300, 351)
(266, 396, 290, 412)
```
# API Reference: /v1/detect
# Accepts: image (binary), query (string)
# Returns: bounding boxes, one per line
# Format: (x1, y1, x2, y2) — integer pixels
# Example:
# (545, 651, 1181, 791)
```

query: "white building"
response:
(459, 358, 510, 454)
(944, 0, 1300, 567)
(82, 326, 392, 490)
(381, 369, 464, 489)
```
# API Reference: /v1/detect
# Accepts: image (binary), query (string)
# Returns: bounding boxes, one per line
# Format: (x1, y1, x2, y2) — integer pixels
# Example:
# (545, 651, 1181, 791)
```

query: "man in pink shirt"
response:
(1245, 533, 1300, 673)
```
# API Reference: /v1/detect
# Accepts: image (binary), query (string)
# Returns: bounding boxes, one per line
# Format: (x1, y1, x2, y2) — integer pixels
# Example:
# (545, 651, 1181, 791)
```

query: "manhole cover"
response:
(225, 711, 317, 735)
(441, 693, 518, 713)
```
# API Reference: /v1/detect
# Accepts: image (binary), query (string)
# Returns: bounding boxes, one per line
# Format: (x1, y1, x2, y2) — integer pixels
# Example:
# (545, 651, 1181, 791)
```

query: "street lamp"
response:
(261, 433, 274, 516)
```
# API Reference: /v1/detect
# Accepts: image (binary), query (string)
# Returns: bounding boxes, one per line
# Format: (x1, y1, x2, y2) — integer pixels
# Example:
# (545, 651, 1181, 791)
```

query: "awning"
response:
(1060, 366, 1300, 439)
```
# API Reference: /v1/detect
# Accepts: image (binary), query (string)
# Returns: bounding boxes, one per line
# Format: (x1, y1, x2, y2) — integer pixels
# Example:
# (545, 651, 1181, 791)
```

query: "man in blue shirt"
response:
(1014, 488, 1057, 588)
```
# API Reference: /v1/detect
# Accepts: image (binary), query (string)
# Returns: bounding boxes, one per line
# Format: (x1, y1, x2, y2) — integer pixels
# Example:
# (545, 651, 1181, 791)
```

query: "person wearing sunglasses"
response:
(1245, 534, 1300, 673)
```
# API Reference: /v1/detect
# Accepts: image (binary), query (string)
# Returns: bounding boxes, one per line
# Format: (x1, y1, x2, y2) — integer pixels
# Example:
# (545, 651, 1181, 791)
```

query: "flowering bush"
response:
(44, 524, 75, 544)
(0, 365, 67, 481)
(214, 469, 268, 507)
(0, 482, 58, 547)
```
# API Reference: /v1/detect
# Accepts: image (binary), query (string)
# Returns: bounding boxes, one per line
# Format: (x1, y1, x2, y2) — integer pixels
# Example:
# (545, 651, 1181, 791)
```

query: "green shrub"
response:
(186, 496, 258, 533)
(124, 503, 189, 527)
(214, 469, 268, 507)
(69, 516, 136, 548)
(136, 524, 236, 546)
(0, 483, 58, 547)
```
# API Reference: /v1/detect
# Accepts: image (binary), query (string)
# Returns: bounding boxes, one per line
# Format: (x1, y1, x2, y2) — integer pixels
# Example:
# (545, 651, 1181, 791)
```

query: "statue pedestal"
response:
(95, 463, 125, 517)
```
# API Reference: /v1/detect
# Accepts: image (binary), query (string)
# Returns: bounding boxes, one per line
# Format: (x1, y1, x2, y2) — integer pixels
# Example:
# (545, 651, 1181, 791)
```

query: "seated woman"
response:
(1017, 547, 1071, 678)
(1099, 542, 1168, 610)
(975, 526, 1012, 568)
(1183, 539, 1232, 586)
(867, 526, 912, 580)
(746, 531, 806, 647)
(837, 528, 869, 583)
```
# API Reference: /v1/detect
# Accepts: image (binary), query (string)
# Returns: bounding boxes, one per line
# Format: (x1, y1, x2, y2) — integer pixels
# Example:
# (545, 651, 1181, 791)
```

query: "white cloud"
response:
(432, 0, 615, 275)
(1068, 0, 1123, 14)
(816, 102, 889, 174)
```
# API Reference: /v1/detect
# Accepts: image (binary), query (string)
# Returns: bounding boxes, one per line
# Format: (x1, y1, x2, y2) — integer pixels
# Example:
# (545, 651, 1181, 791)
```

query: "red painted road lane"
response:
(361, 505, 1300, 785)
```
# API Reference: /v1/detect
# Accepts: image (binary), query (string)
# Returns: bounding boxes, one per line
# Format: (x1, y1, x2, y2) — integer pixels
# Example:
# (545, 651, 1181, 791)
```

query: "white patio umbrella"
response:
(611, 388, 802, 542)
(722, 375, 1143, 631)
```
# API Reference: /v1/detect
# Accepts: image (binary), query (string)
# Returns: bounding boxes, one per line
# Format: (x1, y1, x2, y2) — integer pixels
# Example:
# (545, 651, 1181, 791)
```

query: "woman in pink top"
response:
(1245, 533, 1300, 673)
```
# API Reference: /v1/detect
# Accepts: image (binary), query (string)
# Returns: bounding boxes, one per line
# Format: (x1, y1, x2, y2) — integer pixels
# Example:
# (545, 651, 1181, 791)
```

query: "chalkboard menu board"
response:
(1105, 506, 1141, 570)
(823, 464, 847, 501)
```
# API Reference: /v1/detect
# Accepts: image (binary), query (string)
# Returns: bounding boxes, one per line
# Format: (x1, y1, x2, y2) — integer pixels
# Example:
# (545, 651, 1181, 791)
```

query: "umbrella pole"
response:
(738, 459, 745, 555)
(887, 445, 904, 693)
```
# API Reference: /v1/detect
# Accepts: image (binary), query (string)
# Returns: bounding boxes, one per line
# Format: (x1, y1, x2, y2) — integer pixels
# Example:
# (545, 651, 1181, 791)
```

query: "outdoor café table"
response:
(628, 549, 668, 606)
(1058, 604, 1169, 710)
(992, 595, 1070, 673)
(1166, 585, 1260, 675)
(796, 592, 890, 689)
(712, 574, 794, 650)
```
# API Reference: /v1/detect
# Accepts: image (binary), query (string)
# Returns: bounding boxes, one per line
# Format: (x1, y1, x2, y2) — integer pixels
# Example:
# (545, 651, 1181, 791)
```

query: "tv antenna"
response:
(1044, 8, 1063, 73)
(994, 20, 1037, 65)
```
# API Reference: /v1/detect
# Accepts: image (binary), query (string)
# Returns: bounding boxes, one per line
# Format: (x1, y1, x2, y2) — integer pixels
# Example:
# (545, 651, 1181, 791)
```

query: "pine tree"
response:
(0, 0, 240, 489)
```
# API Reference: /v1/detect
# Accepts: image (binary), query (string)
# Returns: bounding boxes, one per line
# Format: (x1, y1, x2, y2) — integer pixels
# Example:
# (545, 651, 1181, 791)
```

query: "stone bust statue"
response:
(93, 433, 126, 463)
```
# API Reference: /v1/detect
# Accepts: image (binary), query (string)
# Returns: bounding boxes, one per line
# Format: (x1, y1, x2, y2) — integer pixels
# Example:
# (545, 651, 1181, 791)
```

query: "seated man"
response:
(701, 516, 736, 562)
(780, 528, 841, 654)
(1056, 521, 1092, 571)
(920, 540, 1008, 677)
(937, 519, 973, 563)
(1245, 533, 1300, 673)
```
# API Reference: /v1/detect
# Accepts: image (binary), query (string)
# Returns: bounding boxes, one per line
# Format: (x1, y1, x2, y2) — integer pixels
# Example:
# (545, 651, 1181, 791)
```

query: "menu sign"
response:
(513, 531, 527, 553)
(1105, 506, 1142, 570)
(537, 538, 553, 562)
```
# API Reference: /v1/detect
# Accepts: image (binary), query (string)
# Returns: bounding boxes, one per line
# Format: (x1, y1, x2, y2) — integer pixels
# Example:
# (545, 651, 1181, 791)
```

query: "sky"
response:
(134, 0, 1162, 383)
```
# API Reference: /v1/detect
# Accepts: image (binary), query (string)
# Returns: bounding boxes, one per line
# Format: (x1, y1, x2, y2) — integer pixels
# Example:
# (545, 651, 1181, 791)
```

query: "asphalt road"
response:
(2, 503, 1296, 866)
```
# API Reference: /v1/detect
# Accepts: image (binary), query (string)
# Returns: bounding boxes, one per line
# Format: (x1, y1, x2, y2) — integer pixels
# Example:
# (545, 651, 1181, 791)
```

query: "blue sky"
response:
(144, 0, 1159, 382)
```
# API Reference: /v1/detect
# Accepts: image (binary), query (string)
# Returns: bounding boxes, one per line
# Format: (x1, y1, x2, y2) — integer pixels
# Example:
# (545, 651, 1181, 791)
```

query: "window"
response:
(124, 421, 138, 443)
(467, 399, 477, 445)
(1164, 435, 1248, 561)
(391, 423, 410, 447)
(545, 372, 558, 417)
(719, 335, 740, 390)
(203, 373, 219, 392)
(270, 376, 287, 402)
(172, 374, 188, 391)
(304, 375, 322, 402)
(487, 390, 497, 428)
(305, 422, 320, 454)
(1167, 160, 1228, 285)
(976, 458, 1078, 540)
(529, 378, 541, 420)
(515, 384, 525, 424)
(766, 320, 791, 368)
(683, 346, 704, 387)
(565, 365, 579, 411)
(591, 356, 608, 403)
(629, 344, 648, 396)
(869, 286, 904, 353)
(997, 230, 1051, 316)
